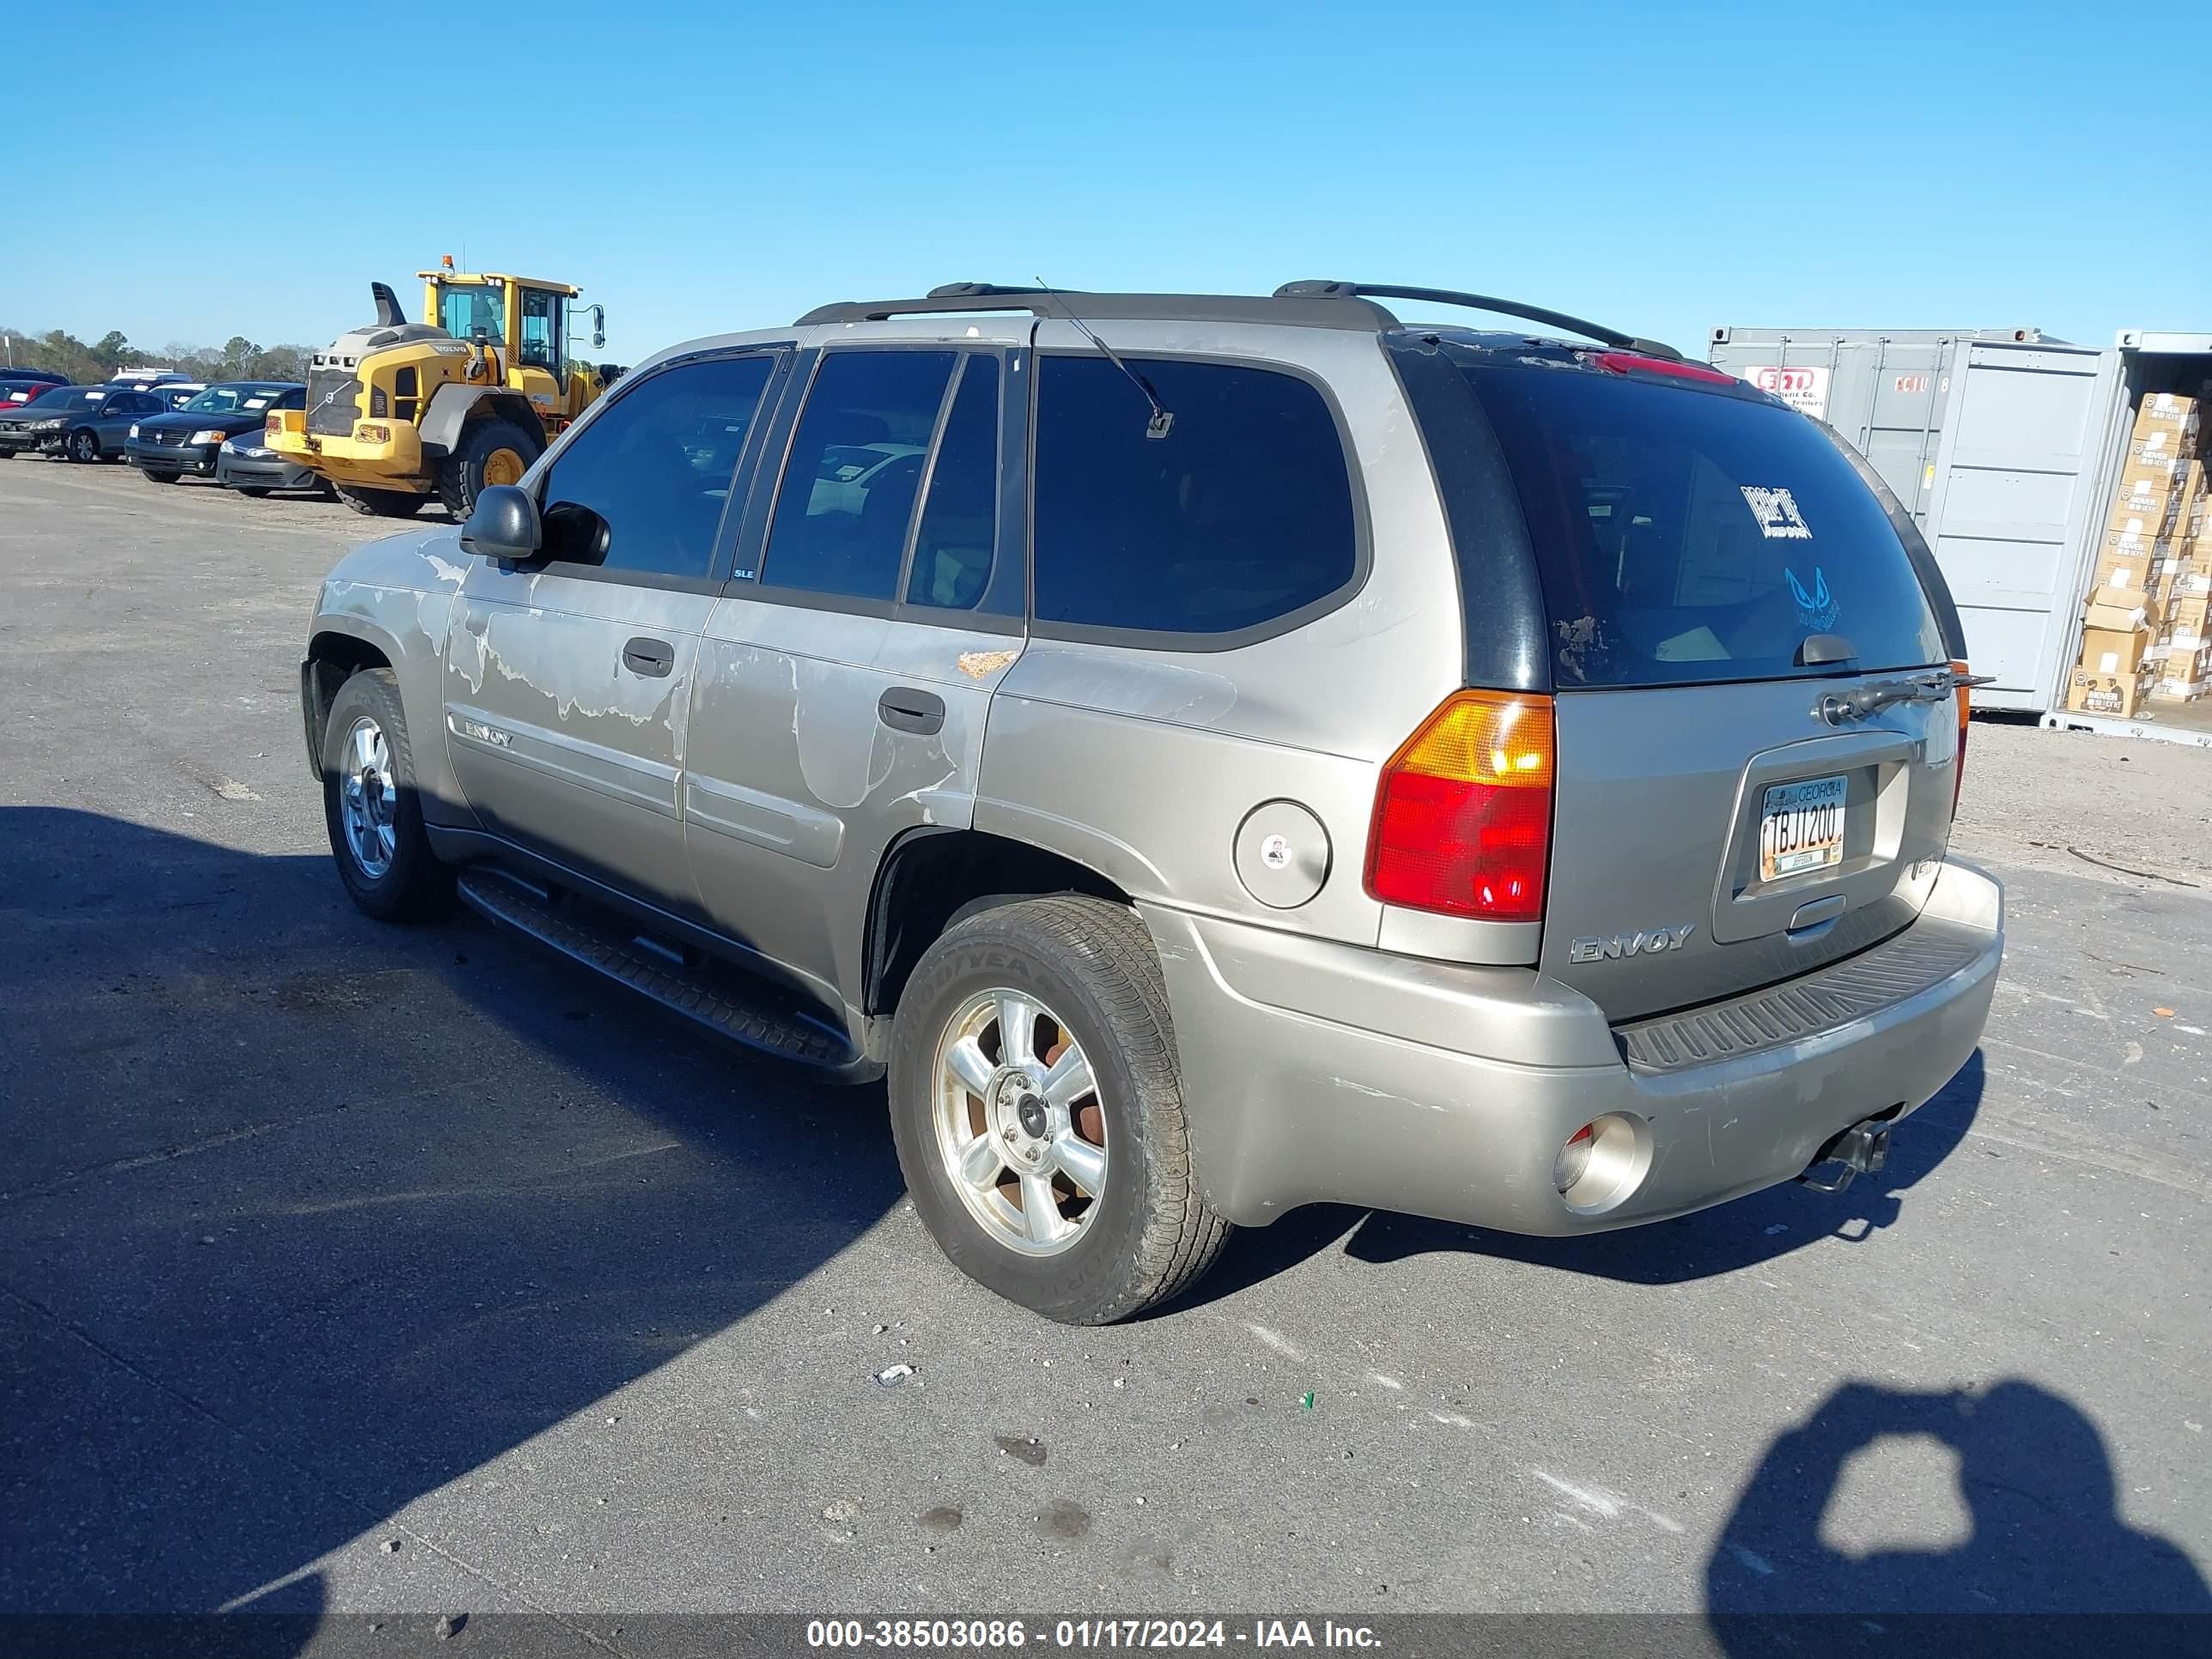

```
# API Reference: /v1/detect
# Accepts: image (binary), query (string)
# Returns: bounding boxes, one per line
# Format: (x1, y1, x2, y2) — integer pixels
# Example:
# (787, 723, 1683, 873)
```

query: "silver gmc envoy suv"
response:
(301, 280, 2003, 1323)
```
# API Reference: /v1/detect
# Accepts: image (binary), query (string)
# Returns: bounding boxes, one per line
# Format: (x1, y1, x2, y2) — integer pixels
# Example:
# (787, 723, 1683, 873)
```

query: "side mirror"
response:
(459, 485, 542, 563)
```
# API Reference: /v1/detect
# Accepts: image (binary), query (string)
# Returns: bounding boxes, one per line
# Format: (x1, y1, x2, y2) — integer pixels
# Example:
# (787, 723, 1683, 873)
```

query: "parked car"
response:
(1, 368, 69, 406)
(298, 280, 2004, 1323)
(1, 381, 70, 415)
(216, 430, 330, 497)
(0, 384, 168, 461)
(127, 381, 304, 483)
(106, 368, 194, 392)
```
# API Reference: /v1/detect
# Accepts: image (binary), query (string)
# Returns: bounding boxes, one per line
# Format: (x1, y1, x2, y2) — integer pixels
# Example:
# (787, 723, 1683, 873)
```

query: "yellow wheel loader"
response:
(268, 259, 621, 519)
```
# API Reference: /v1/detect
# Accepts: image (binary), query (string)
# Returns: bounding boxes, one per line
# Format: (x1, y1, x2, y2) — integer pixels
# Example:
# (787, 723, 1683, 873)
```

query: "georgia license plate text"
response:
(1760, 775, 1846, 881)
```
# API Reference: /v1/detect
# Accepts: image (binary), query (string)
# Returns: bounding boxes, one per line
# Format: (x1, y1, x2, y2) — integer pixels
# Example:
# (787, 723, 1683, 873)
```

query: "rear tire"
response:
(320, 668, 453, 922)
(336, 486, 427, 519)
(888, 896, 1231, 1324)
(435, 418, 542, 520)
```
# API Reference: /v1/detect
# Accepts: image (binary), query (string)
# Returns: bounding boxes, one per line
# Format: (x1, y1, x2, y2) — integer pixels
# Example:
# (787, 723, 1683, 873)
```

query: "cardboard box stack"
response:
(2154, 453, 2211, 701)
(2069, 390, 2206, 714)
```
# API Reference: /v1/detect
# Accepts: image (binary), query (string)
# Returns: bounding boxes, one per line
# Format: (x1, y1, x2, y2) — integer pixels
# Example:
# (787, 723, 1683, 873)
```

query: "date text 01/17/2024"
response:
(804, 1618, 1382, 1650)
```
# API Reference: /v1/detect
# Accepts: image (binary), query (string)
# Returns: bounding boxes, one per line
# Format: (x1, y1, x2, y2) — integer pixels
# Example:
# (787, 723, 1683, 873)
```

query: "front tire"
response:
(335, 486, 427, 519)
(142, 468, 181, 484)
(888, 896, 1230, 1324)
(234, 485, 272, 498)
(435, 418, 542, 520)
(68, 428, 100, 463)
(320, 668, 453, 922)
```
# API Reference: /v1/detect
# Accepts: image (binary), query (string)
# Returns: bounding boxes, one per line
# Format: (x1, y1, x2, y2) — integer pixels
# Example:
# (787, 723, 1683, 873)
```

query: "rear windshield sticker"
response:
(1786, 568, 1839, 631)
(1741, 485, 1812, 540)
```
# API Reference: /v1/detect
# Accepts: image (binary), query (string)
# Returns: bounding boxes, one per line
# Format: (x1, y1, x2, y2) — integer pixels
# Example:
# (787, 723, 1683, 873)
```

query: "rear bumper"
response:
(1145, 858, 2002, 1234)
(128, 441, 216, 473)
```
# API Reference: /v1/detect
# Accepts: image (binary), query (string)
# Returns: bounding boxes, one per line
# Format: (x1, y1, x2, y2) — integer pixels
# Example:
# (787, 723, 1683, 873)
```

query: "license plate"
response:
(1759, 775, 1847, 881)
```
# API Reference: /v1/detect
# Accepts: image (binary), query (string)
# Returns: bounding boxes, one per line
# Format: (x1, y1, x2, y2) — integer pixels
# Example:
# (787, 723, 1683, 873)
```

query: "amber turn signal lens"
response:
(1950, 659, 1972, 817)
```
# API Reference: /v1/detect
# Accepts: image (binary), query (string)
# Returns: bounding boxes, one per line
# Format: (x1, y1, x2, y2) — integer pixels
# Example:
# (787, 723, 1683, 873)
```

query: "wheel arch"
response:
(863, 828, 1133, 1018)
(301, 625, 398, 777)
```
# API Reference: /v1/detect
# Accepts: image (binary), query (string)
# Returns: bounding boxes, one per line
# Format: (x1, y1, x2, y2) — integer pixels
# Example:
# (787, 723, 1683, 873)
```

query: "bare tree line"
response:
(2, 325, 314, 386)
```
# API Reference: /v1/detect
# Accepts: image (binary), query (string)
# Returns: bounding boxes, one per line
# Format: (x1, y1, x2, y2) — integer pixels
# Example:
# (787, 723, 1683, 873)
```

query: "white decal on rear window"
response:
(1741, 485, 1811, 539)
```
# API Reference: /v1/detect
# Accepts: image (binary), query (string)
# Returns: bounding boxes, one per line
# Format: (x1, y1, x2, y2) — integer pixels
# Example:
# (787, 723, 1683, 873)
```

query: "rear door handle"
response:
(622, 636, 675, 678)
(878, 686, 946, 735)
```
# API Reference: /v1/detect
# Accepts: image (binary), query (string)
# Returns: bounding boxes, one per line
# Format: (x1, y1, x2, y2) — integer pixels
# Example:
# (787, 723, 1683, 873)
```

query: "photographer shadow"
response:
(1705, 1378, 2211, 1652)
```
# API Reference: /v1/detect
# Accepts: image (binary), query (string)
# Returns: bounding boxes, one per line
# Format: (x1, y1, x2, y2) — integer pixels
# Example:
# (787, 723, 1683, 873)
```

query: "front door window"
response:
(439, 283, 504, 344)
(518, 289, 562, 372)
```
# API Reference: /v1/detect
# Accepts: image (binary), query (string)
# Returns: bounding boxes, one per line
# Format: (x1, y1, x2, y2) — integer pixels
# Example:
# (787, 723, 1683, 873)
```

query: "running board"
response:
(454, 867, 873, 1080)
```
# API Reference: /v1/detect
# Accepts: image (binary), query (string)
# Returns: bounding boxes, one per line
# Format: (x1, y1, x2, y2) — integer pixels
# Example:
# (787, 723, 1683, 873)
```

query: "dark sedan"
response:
(216, 430, 329, 497)
(126, 382, 304, 483)
(0, 385, 167, 461)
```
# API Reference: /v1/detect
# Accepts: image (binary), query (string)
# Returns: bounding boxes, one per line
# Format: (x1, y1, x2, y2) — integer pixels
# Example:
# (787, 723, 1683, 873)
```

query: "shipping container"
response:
(1708, 325, 2212, 741)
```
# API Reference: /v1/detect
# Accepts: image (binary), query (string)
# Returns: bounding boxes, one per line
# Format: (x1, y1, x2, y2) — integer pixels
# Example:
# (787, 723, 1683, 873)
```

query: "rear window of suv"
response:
(1458, 362, 1945, 689)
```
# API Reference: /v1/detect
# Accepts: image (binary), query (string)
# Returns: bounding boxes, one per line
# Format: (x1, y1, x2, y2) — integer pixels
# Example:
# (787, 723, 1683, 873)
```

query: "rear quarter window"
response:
(1465, 365, 1946, 688)
(1031, 356, 1358, 641)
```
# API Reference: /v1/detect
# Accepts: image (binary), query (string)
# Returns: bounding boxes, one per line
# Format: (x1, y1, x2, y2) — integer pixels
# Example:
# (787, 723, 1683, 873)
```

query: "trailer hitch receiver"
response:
(1798, 1115, 1894, 1194)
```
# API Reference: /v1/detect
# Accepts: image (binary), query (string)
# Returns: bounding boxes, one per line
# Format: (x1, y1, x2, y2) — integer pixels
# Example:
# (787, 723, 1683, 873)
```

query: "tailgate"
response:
(1547, 678, 1957, 1021)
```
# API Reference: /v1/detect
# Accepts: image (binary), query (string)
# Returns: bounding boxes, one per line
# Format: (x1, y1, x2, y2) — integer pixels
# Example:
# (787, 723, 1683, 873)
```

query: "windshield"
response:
(1454, 362, 1945, 689)
(183, 386, 281, 414)
(52, 389, 108, 412)
(439, 282, 505, 343)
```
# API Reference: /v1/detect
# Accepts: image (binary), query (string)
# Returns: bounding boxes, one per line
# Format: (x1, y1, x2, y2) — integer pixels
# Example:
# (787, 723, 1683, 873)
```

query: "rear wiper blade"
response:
(1819, 670, 1977, 726)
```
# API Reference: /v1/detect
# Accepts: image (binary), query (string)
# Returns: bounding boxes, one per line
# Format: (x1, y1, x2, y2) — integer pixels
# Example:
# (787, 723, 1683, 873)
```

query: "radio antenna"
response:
(1032, 276, 1173, 439)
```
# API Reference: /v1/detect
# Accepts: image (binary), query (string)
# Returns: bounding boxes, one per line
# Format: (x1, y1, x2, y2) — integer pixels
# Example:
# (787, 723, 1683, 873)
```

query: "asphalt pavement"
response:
(3, 459, 2208, 1646)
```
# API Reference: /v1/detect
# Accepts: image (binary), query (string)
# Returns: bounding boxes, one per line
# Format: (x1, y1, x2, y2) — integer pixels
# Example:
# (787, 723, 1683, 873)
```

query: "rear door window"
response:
(1462, 364, 1946, 688)
(761, 349, 957, 602)
(905, 355, 1002, 612)
(1031, 356, 1358, 640)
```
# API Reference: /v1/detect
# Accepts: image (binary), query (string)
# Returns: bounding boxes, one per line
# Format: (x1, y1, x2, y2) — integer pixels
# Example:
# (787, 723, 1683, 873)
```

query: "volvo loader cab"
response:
(268, 258, 621, 519)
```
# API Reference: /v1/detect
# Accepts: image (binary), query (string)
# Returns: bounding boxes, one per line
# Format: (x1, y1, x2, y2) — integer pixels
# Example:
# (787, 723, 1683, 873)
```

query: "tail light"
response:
(1365, 690, 1554, 922)
(1950, 659, 1972, 817)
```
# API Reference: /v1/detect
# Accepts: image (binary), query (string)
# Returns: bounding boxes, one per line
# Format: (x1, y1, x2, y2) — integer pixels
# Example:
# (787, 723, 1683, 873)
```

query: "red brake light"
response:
(1366, 690, 1554, 922)
(1595, 351, 1738, 386)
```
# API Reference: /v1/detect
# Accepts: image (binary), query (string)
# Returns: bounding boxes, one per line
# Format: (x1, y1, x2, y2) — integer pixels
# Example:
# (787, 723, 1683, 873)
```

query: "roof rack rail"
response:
(793, 284, 1400, 331)
(1273, 281, 1682, 362)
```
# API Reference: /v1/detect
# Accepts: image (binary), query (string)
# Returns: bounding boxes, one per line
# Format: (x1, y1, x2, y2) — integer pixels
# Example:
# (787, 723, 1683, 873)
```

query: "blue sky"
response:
(6, 2, 2205, 365)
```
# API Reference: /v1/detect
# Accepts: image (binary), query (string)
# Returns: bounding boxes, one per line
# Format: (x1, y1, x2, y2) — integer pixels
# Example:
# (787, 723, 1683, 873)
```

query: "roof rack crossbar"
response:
(1273, 281, 1682, 362)
(793, 285, 1400, 331)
